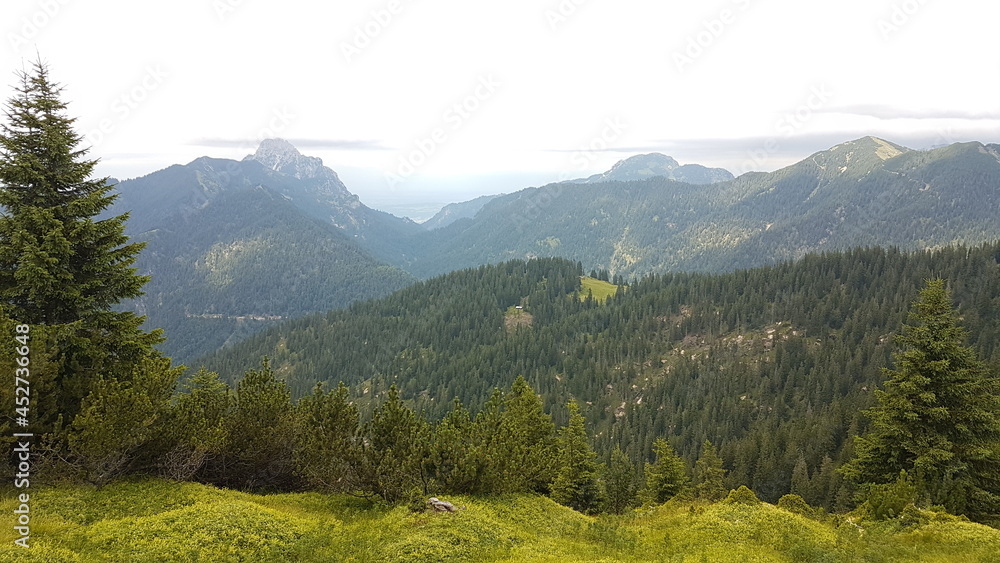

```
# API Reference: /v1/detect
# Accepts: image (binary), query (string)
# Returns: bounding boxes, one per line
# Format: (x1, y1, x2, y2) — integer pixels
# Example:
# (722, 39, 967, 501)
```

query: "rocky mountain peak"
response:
(245, 138, 328, 180)
(807, 136, 912, 178)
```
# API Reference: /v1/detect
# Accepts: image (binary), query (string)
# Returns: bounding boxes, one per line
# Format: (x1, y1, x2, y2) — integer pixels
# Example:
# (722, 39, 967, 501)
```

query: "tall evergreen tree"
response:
(551, 400, 601, 513)
(790, 455, 811, 501)
(0, 60, 160, 426)
(642, 438, 690, 504)
(693, 440, 727, 502)
(602, 445, 638, 514)
(842, 279, 1000, 522)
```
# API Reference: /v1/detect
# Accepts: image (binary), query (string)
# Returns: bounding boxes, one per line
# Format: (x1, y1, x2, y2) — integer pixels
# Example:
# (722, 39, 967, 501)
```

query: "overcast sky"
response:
(3, 0, 1000, 217)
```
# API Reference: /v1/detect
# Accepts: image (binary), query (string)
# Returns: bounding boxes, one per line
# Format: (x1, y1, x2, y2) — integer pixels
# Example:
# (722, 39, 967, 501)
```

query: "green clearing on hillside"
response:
(2, 480, 999, 562)
(579, 276, 619, 303)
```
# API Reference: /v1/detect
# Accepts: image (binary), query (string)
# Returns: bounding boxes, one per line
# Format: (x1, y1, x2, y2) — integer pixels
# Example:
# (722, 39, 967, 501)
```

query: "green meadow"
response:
(579, 276, 619, 303)
(3, 479, 998, 562)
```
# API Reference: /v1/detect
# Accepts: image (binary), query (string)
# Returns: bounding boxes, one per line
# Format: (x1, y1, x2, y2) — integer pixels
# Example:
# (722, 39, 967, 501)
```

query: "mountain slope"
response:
(199, 244, 1000, 505)
(238, 139, 426, 262)
(421, 194, 502, 230)
(407, 137, 1000, 278)
(108, 143, 416, 363)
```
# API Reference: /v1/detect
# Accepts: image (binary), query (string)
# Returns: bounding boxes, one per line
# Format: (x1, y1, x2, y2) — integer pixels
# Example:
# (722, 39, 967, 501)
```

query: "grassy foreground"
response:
(2, 479, 999, 562)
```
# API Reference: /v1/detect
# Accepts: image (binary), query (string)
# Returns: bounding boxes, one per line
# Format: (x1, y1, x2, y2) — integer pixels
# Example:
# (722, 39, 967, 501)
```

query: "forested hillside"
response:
(201, 243, 1000, 509)
(128, 186, 415, 362)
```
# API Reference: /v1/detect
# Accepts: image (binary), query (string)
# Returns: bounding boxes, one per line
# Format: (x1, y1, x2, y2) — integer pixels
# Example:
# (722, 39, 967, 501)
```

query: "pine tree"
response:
(67, 356, 181, 486)
(0, 60, 160, 426)
(487, 376, 557, 494)
(360, 385, 429, 504)
(428, 398, 479, 494)
(643, 438, 690, 504)
(468, 388, 505, 494)
(220, 358, 297, 489)
(693, 440, 727, 502)
(842, 279, 1000, 521)
(602, 445, 638, 514)
(157, 369, 230, 481)
(551, 400, 601, 513)
(293, 381, 359, 492)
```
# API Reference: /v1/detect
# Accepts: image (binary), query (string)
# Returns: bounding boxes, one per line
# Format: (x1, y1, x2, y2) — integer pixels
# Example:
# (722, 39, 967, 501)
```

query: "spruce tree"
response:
(790, 455, 811, 501)
(0, 60, 159, 426)
(642, 438, 690, 504)
(551, 400, 601, 513)
(602, 445, 638, 514)
(842, 279, 1000, 522)
(693, 440, 727, 502)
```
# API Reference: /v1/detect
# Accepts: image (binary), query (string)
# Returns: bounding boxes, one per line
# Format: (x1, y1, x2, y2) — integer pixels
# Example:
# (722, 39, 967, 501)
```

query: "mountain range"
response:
(402, 136, 1000, 277)
(109, 136, 1000, 363)
(108, 139, 417, 362)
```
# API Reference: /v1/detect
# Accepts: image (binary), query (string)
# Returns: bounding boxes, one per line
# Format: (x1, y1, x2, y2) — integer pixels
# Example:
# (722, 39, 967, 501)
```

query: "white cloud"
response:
(2, 0, 999, 206)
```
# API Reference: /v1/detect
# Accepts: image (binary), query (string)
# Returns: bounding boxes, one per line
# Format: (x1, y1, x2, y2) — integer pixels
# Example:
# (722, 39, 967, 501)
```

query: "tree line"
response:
(203, 240, 1000, 515)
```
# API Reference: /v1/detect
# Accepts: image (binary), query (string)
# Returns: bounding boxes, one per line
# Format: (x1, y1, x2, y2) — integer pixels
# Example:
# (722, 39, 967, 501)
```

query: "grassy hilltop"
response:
(3, 479, 999, 562)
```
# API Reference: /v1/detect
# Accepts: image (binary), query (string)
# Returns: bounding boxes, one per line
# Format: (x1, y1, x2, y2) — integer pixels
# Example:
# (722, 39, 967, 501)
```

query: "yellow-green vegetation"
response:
(3, 479, 999, 562)
(579, 276, 619, 303)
